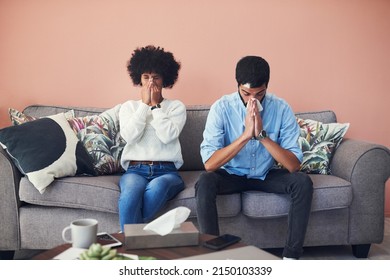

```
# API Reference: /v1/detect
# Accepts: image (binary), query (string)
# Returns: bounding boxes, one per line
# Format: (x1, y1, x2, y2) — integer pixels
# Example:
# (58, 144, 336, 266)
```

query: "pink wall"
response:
(1, 0, 389, 214)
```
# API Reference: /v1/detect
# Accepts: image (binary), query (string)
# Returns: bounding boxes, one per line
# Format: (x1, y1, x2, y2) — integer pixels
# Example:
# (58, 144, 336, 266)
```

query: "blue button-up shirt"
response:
(200, 92, 302, 180)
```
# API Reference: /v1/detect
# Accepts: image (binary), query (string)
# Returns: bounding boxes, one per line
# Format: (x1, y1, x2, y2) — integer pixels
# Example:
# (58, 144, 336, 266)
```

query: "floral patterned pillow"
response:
(8, 108, 37, 125)
(297, 118, 350, 175)
(8, 108, 75, 125)
(67, 105, 126, 175)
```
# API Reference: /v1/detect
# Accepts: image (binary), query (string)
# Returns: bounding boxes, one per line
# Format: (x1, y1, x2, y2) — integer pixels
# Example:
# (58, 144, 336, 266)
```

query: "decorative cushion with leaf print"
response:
(297, 118, 350, 175)
(67, 105, 126, 175)
(8, 107, 75, 125)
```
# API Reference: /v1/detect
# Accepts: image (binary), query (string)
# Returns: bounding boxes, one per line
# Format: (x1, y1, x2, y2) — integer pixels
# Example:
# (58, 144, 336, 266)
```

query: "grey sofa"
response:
(1, 104, 389, 259)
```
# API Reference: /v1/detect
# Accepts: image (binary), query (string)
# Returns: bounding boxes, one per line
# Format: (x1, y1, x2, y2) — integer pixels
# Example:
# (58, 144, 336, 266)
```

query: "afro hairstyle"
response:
(127, 45, 181, 88)
(235, 56, 270, 88)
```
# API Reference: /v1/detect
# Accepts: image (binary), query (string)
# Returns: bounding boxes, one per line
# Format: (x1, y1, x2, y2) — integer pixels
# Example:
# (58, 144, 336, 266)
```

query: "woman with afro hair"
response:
(118, 45, 186, 229)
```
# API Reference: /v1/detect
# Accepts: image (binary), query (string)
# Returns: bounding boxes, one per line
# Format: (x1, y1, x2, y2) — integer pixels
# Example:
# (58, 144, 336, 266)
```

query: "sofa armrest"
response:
(331, 139, 390, 183)
(0, 147, 22, 250)
(330, 139, 390, 244)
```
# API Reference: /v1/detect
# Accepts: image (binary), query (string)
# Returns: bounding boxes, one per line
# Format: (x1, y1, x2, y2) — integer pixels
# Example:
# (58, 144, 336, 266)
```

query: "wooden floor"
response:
(13, 217, 390, 260)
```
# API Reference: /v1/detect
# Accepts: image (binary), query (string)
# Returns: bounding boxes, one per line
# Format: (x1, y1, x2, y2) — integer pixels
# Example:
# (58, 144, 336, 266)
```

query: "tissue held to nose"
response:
(247, 98, 263, 112)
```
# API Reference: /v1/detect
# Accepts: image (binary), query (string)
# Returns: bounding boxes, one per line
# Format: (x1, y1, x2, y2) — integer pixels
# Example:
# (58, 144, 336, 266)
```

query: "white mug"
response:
(62, 218, 98, 248)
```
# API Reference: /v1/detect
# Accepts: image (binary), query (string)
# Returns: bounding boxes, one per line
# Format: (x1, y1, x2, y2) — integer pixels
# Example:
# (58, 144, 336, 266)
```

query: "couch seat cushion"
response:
(165, 171, 241, 218)
(19, 175, 121, 214)
(242, 174, 352, 218)
(19, 170, 241, 219)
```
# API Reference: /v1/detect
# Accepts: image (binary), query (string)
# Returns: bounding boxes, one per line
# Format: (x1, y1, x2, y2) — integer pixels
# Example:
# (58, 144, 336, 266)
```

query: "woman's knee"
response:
(119, 180, 147, 199)
(120, 173, 147, 190)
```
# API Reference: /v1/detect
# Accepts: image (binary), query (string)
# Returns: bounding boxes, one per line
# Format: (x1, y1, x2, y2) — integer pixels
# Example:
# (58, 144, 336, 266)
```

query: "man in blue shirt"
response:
(195, 56, 313, 259)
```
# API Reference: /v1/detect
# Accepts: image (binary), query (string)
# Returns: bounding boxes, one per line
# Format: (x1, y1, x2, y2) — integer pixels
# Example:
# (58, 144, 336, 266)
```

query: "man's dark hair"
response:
(235, 56, 270, 88)
(127, 45, 181, 88)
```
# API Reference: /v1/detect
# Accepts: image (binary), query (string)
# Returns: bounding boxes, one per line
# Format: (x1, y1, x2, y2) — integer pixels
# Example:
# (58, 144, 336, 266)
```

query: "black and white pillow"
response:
(0, 113, 96, 193)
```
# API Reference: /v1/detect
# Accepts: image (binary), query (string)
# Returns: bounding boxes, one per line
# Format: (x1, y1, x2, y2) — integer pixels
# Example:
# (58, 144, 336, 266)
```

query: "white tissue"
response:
(247, 98, 263, 112)
(143, 206, 191, 236)
(243, 83, 251, 88)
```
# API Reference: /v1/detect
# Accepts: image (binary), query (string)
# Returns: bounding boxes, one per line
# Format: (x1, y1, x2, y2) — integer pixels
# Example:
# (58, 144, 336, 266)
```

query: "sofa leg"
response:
(0, 250, 15, 260)
(352, 244, 371, 258)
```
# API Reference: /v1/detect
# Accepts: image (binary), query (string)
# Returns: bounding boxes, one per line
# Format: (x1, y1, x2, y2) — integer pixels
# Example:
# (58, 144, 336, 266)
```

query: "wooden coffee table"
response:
(32, 233, 246, 260)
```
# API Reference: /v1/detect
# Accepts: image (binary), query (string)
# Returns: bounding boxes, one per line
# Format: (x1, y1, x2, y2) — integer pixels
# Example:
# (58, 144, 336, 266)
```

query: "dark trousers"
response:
(195, 168, 313, 259)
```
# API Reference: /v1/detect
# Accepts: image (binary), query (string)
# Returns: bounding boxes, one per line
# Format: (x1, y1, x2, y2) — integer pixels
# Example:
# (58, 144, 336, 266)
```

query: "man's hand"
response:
(244, 98, 263, 140)
(252, 98, 263, 137)
(204, 98, 258, 171)
(243, 98, 255, 139)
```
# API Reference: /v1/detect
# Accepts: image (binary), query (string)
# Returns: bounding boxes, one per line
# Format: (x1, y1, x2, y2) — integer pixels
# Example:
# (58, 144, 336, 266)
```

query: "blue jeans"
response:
(195, 168, 313, 259)
(118, 162, 184, 230)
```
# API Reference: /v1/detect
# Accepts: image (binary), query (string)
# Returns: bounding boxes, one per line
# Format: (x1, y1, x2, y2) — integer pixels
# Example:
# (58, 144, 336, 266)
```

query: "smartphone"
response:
(96, 232, 122, 248)
(203, 234, 241, 250)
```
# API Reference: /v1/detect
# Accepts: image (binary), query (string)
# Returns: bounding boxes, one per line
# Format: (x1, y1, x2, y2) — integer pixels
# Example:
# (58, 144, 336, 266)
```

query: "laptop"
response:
(179, 245, 280, 260)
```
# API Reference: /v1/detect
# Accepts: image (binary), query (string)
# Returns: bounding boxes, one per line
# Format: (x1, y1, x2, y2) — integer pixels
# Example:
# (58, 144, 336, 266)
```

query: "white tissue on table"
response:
(143, 206, 191, 236)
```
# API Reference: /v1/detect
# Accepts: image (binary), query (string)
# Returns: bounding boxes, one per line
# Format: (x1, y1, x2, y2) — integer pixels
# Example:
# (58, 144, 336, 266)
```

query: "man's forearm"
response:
(204, 134, 250, 172)
(260, 138, 301, 172)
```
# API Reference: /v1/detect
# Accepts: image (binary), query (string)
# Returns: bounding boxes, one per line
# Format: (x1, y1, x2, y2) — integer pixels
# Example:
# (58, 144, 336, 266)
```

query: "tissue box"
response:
(124, 222, 199, 249)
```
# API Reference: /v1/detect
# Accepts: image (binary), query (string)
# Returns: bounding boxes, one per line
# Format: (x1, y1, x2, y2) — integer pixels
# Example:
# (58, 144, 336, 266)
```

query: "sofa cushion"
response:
(67, 105, 126, 175)
(165, 171, 241, 218)
(8, 107, 75, 125)
(19, 170, 242, 219)
(19, 175, 121, 213)
(0, 113, 96, 194)
(12, 106, 125, 175)
(297, 118, 349, 175)
(242, 174, 352, 218)
(9, 107, 37, 124)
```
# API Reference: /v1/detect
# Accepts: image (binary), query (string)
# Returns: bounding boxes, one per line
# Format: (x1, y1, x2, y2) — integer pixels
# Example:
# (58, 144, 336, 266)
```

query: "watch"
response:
(151, 103, 161, 110)
(255, 130, 267, 141)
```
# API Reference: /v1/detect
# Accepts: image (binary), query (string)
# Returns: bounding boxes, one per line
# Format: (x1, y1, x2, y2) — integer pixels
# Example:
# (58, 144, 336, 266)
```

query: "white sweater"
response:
(119, 99, 187, 170)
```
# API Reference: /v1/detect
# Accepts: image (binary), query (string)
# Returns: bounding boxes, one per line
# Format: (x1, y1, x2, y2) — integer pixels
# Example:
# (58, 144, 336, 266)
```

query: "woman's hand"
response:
(141, 78, 162, 106)
(141, 79, 152, 105)
(150, 81, 162, 106)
